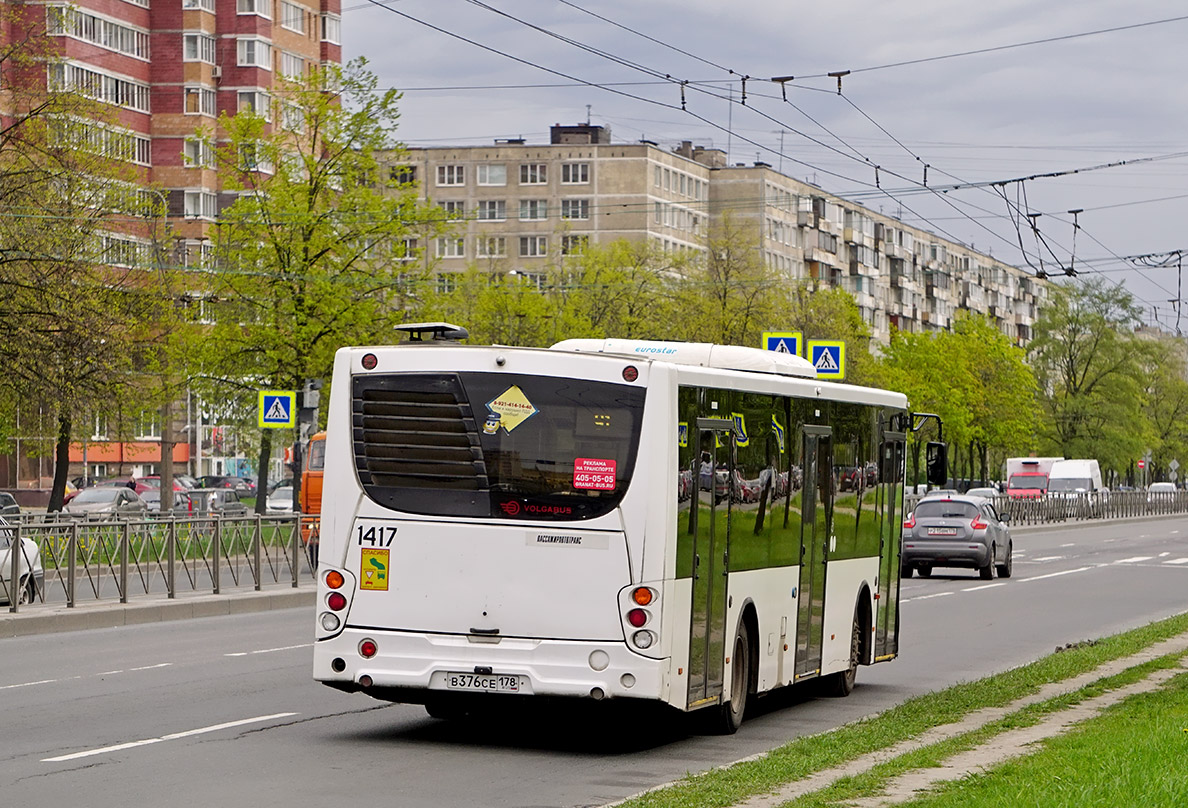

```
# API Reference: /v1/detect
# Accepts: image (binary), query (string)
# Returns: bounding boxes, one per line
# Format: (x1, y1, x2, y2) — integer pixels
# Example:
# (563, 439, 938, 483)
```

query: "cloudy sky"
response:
(341, 0, 1188, 330)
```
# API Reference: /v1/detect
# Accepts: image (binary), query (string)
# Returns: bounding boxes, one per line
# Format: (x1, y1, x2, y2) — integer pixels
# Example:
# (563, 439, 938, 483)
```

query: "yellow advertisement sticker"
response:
(486, 385, 538, 433)
(360, 548, 390, 591)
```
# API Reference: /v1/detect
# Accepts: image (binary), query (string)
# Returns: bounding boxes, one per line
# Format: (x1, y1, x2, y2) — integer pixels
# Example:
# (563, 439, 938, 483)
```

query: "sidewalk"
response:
(0, 586, 316, 639)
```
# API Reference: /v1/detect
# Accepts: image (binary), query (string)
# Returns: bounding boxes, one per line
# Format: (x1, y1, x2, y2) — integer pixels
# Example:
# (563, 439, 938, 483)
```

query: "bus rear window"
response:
(351, 372, 645, 520)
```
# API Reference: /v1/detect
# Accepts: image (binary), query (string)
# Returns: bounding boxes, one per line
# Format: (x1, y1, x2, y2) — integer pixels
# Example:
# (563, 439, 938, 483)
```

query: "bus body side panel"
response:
(723, 567, 798, 693)
(820, 556, 878, 673)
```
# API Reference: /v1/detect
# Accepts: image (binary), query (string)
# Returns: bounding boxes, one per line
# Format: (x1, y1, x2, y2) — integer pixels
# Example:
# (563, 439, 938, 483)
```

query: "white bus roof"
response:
(550, 339, 817, 379)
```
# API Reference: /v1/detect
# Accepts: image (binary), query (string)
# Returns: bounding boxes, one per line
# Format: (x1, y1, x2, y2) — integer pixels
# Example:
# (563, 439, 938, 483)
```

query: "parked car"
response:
(268, 477, 294, 495)
(0, 516, 42, 605)
(133, 477, 189, 495)
(63, 487, 148, 519)
(198, 476, 256, 497)
(0, 492, 20, 516)
(266, 486, 295, 512)
(920, 488, 960, 498)
(902, 495, 1013, 580)
(965, 487, 1000, 499)
(1147, 482, 1177, 502)
(835, 465, 863, 492)
(188, 488, 250, 517)
(141, 490, 192, 516)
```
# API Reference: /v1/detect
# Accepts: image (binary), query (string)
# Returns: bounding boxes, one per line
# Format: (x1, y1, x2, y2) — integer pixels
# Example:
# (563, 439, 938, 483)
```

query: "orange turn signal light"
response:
(326, 570, 344, 589)
(632, 587, 653, 606)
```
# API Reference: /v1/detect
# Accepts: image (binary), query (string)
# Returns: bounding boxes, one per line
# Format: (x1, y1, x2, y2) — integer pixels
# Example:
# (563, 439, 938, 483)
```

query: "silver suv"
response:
(902, 495, 1013, 580)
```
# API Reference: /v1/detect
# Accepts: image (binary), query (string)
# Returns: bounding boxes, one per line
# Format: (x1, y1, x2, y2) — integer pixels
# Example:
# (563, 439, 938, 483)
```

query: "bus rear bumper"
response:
(314, 627, 665, 702)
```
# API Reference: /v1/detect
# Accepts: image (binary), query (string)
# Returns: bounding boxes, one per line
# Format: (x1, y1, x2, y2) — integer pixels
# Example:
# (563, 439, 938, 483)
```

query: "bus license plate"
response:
(928, 527, 958, 536)
(445, 672, 521, 693)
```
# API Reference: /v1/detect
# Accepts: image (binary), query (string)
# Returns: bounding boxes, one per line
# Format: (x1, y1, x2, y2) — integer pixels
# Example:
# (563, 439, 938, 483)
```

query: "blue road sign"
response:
(258, 390, 297, 428)
(761, 331, 802, 357)
(807, 341, 845, 380)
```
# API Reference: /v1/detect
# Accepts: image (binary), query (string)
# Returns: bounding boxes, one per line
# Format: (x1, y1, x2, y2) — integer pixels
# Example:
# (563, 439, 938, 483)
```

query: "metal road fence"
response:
(905, 490, 1188, 525)
(3, 513, 320, 613)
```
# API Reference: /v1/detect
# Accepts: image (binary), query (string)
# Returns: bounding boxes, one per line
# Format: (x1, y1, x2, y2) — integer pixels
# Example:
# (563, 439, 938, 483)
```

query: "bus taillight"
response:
(632, 631, 655, 649)
(627, 608, 649, 628)
(325, 570, 344, 589)
(631, 587, 654, 606)
(327, 592, 347, 611)
(359, 639, 377, 659)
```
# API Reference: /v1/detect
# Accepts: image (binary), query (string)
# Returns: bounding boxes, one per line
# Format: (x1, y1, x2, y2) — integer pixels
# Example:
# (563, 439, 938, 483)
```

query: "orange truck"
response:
(300, 431, 325, 560)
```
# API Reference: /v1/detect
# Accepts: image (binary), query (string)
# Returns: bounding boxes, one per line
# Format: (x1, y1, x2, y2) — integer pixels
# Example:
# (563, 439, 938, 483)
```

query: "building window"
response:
(47, 6, 151, 59)
(561, 235, 588, 255)
(519, 236, 547, 257)
(183, 138, 214, 168)
(91, 415, 109, 441)
(321, 13, 341, 44)
(477, 164, 506, 186)
(183, 190, 217, 220)
(561, 163, 589, 184)
(520, 164, 547, 184)
(654, 201, 662, 225)
(48, 62, 150, 113)
(183, 33, 215, 63)
(237, 90, 272, 121)
(237, 0, 271, 18)
(519, 199, 547, 221)
(436, 237, 464, 258)
(438, 200, 464, 220)
(436, 273, 457, 293)
(561, 199, 589, 220)
(390, 165, 416, 185)
(280, 102, 305, 133)
(476, 236, 506, 258)
(279, 50, 305, 79)
(280, 1, 307, 33)
(237, 38, 272, 69)
(184, 86, 216, 116)
(477, 200, 506, 221)
(436, 165, 464, 186)
(182, 0, 216, 10)
(397, 237, 418, 262)
(135, 410, 161, 440)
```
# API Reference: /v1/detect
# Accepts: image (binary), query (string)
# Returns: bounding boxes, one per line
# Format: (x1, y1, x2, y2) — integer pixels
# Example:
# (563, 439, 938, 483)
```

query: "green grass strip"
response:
(616, 611, 1188, 808)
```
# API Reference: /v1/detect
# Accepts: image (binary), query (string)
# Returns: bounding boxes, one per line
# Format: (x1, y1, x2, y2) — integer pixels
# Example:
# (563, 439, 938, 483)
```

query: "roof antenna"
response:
(585, 104, 591, 125)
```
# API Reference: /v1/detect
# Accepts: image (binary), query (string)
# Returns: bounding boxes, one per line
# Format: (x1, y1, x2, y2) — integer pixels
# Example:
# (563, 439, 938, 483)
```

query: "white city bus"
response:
(313, 325, 908, 732)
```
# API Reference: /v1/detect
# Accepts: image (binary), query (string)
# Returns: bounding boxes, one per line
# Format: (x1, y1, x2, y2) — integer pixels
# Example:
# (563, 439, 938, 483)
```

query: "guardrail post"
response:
(167, 517, 176, 599)
(9, 523, 20, 613)
(67, 520, 77, 608)
(291, 515, 299, 588)
(212, 518, 221, 595)
(120, 520, 130, 604)
(253, 515, 262, 592)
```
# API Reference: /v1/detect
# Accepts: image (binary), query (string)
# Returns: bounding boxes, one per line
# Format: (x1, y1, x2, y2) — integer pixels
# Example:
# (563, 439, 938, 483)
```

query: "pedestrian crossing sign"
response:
(258, 390, 297, 428)
(807, 341, 845, 380)
(761, 331, 802, 357)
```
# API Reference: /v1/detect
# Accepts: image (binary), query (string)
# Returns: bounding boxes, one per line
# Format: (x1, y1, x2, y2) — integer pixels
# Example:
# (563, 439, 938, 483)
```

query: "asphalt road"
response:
(3, 516, 1186, 808)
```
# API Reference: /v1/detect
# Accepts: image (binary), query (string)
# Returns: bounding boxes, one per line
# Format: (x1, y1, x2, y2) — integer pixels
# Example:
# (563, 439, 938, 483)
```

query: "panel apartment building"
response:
(394, 123, 1044, 347)
(0, 0, 341, 490)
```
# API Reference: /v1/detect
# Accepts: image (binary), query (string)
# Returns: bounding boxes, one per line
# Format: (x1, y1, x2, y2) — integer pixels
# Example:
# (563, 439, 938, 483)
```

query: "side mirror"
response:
(926, 441, 948, 487)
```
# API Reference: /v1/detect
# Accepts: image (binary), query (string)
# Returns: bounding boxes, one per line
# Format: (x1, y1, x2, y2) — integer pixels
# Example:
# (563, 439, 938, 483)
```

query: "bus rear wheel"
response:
(825, 613, 861, 697)
(717, 620, 752, 734)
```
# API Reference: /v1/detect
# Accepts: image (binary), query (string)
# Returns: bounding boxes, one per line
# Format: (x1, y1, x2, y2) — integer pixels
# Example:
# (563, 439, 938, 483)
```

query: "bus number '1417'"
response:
(357, 524, 397, 547)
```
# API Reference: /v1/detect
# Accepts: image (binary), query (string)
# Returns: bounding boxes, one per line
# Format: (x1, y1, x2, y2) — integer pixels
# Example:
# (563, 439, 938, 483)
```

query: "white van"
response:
(1047, 459, 1104, 494)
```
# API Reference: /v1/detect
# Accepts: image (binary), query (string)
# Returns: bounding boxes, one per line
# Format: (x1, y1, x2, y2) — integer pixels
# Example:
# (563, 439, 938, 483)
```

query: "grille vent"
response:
(352, 375, 489, 492)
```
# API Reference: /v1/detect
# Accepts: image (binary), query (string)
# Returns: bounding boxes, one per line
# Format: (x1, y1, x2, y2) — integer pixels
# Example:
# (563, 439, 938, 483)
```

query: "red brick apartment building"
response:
(0, 0, 341, 495)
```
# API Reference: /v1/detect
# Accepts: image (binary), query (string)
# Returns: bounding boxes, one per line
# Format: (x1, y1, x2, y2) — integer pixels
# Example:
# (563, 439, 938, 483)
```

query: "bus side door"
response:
(796, 425, 833, 680)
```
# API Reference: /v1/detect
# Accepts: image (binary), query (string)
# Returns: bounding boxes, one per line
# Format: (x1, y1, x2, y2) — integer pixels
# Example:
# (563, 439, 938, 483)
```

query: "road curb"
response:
(0, 588, 316, 638)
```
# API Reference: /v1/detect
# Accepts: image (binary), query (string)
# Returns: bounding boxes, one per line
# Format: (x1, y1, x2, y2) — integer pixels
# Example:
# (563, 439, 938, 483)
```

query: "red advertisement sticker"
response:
(574, 457, 617, 491)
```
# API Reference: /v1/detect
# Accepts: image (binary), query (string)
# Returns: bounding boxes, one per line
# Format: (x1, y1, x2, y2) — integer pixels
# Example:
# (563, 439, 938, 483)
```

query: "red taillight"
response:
(359, 639, 377, 658)
(627, 608, 648, 627)
(971, 517, 988, 530)
(622, 365, 639, 382)
(903, 513, 915, 530)
(327, 592, 347, 611)
(361, 352, 378, 370)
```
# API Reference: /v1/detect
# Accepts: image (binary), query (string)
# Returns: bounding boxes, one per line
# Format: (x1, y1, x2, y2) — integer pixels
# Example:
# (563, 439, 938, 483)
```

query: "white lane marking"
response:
(962, 583, 1006, 592)
(1172, 530, 1180, 535)
(1116, 556, 1154, 564)
(225, 643, 311, 657)
(902, 592, 954, 603)
(1160, 552, 1171, 557)
(1060, 543, 1076, 548)
(0, 676, 81, 691)
(1, 663, 172, 691)
(1020, 566, 1096, 582)
(42, 712, 298, 762)
(1031, 555, 1065, 562)
(1167, 558, 1188, 565)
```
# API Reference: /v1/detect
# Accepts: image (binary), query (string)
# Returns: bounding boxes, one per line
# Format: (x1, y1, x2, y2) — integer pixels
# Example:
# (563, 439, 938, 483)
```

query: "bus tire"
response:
(425, 699, 466, 721)
(825, 612, 861, 697)
(717, 619, 752, 734)
(901, 564, 913, 578)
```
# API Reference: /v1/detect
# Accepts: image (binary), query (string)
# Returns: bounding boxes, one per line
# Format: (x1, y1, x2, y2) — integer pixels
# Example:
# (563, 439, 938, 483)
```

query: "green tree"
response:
(1136, 334, 1188, 482)
(203, 58, 440, 504)
(1026, 279, 1150, 475)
